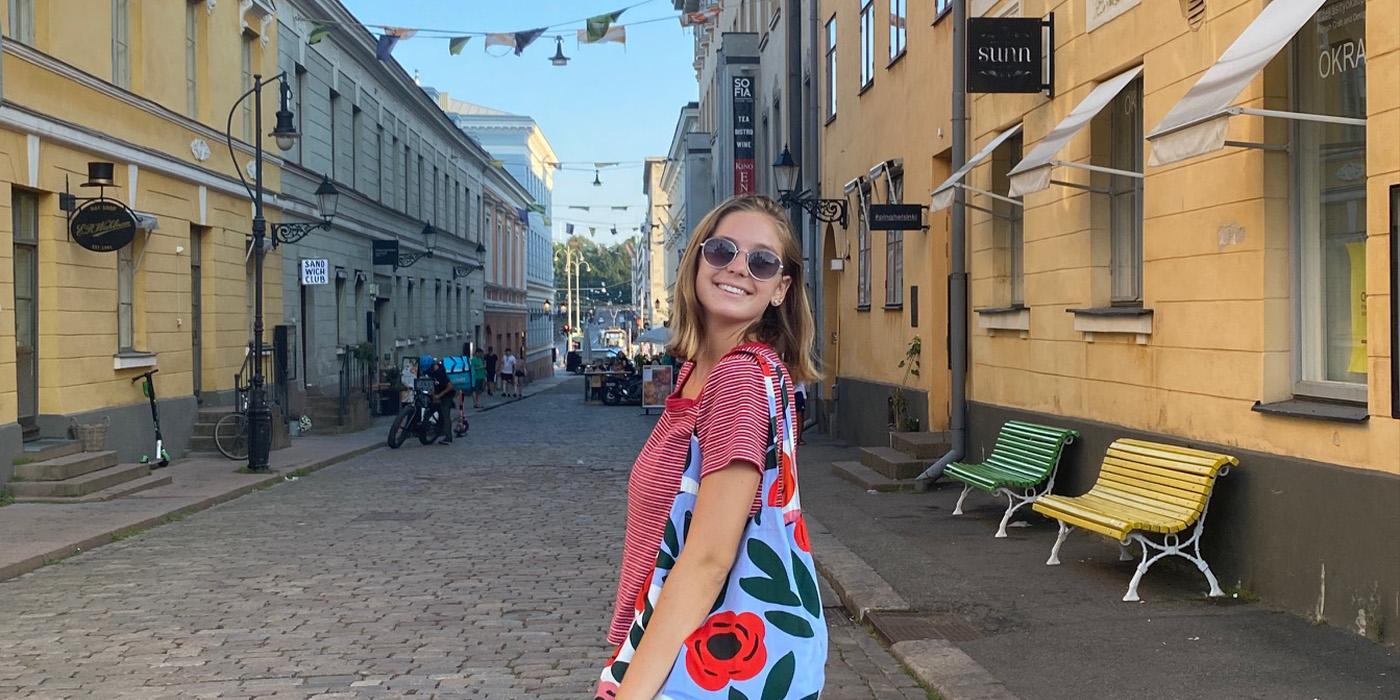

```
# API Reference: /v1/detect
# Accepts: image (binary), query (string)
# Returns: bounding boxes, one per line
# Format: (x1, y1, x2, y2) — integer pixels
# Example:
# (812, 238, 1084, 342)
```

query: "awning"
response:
(931, 124, 1022, 212)
(134, 212, 159, 231)
(1007, 66, 1144, 197)
(1145, 0, 1363, 165)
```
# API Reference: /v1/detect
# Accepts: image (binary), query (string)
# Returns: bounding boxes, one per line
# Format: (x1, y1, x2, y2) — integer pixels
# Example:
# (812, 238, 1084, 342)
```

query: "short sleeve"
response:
(696, 353, 773, 479)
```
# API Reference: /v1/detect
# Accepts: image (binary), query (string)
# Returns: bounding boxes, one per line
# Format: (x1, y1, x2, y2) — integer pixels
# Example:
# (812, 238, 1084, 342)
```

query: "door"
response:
(190, 227, 204, 399)
(12, 191, 39, 439)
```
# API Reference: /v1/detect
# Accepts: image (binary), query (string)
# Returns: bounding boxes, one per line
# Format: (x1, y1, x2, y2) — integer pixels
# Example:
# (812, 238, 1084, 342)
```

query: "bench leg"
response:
(1123, 513, 1226, 602)
(1118, 543, 1134, 562)
(1047, 521, 1073, 566)
(993, 487, 1037, 538)
(952, 484, 973, 516)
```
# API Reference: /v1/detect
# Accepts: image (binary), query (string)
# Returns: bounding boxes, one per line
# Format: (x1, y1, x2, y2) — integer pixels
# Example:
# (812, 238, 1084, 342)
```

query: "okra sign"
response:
(69, 198, 138, 252)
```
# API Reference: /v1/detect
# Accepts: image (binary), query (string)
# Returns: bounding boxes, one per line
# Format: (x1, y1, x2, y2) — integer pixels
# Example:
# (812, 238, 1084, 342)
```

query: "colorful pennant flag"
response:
(527, 202, 547, 214)
(306, 24, 332, 45)
(383, 26, 418, 39)
(680, 6, 722, 27)
(449, 36, 471, 55)
(513, 27, 547, 56)
(375, 34, 400, 61)
(577, 26, 626, 45)
(516, 208, 530, 224)
(485, 33, 516, 51)
(585, 10, 625, 43)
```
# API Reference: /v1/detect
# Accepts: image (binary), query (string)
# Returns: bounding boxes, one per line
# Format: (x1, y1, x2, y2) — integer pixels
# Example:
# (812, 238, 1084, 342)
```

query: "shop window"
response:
(185, 1, 199, 118)
(8, 0, 35, 45)
(825, 16, 837, 121)
(889, 0, 907, 63)
(118, 243, 135, 352)
(992, 133, 1026, 306)
(859, 0, 874, 89)
(112, 0, 130, 88)
(1108, 78, 1144, 305)
(1293, 0, 1367, 398)
(885, 169, 905, 307)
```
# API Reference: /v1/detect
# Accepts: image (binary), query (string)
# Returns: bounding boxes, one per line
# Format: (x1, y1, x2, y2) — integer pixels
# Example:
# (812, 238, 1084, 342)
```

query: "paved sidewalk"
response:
(0, 420, 390, 584)
(797, 433, 1400, 700)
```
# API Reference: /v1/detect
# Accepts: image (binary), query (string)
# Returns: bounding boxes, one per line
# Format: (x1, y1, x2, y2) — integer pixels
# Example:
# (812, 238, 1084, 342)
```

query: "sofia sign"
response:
(967, 17, 1052, 94)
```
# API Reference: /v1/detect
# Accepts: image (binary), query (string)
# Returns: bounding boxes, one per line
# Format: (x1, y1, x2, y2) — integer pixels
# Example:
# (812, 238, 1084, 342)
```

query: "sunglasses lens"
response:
(702, 238, 737, 268)
(748, 251, 783, 280)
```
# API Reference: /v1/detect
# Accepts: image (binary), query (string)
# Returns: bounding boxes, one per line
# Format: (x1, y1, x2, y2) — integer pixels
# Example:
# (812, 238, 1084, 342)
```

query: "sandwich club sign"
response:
(69, 198, 138, 253)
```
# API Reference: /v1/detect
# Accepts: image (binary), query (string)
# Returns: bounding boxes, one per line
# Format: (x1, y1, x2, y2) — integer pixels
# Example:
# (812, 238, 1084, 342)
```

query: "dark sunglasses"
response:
(701, 237, 785, 281)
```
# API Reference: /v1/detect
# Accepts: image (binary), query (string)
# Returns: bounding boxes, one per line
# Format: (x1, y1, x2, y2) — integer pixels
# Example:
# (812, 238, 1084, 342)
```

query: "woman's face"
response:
(694, 211, 792, 330)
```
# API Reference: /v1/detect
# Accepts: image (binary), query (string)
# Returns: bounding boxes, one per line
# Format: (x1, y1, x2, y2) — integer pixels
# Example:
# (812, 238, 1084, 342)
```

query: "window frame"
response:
(8, 0, 35, 45)
(857, 182, 873, 310)
(111, 0, 130, 88)
(1108, 78, 1144, 306)
(934, 0, 953, 23)
(185, 1, 199, 118)
(859, 0, 875, 91)
(884, 168, 905, 308)
(118, 242, 136, 352)
(889, 0, 907, 65)
(824, 16, 838, 122)
(240, 36, 254, 141)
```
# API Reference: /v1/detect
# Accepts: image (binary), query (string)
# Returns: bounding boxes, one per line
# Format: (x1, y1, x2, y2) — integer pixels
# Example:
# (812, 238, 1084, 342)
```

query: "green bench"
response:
(945, 421, 1080, 538)
(1032, 438, 1237, 602)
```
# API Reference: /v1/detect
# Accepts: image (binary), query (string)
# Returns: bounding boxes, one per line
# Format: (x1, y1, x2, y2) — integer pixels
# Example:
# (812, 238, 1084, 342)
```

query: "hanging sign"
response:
(300, 258, 330, 286)
(372, 239, 400, 266)
(732, 76, 755, 195)
(967, 16, 1053, 94)
(69, 199, 138, 252)
(642, 364, 673, 412)
(869, 204, 925, 231)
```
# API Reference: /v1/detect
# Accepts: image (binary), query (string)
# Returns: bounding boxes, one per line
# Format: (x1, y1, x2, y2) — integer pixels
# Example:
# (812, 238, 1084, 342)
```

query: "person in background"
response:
(484, 347, 499, 396)
(516, 346, 528, 389)
(795, 381, 808, 445)
(501, 348, 518, 398)
(470, 348, 486, 409)
(399, 360, 418, 405)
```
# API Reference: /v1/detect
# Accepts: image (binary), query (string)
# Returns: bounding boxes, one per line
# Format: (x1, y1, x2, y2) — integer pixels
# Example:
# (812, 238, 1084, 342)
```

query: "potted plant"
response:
(890, 336, 922, 433)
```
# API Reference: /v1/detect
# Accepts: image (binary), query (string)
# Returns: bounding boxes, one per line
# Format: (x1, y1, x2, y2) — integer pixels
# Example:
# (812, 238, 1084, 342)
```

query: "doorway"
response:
(12, 190, 39, 439)
(190, 226, 205, 399)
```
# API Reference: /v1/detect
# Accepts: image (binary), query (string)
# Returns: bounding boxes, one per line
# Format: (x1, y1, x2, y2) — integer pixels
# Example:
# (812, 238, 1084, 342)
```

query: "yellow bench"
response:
(1032, 438, 1238, 602)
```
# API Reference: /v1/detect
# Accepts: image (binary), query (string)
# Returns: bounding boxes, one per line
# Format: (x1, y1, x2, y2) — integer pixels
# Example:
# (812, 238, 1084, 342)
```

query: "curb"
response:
(807, 514, 1020, 700)
(0, 442, 383, 585)
(473, 377, 573, 412)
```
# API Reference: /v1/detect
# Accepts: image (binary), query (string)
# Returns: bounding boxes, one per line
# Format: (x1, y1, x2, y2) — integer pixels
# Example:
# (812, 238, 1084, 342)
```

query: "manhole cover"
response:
(353, 511, 429, 522)
(866, 611, 983, 643)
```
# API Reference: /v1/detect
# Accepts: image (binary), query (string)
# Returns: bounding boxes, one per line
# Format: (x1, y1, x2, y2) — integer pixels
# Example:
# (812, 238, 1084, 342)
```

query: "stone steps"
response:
(14, 450, 119, 482)
(16, 438, 83, 465)
(859, 446, 928, 480)
(14, 472, 173, 504)
(833, 461, 920, 493)
(890, 431, 952, 459)
(9, 462, 153, 499)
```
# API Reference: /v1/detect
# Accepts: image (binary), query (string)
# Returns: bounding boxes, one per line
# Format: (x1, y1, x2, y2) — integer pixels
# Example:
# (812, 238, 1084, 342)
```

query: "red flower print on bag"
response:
(794, 516, 811, 553)
(768, 451, 797, 508)
(682, 611, 769, 691)
(593, 679, 619, 699)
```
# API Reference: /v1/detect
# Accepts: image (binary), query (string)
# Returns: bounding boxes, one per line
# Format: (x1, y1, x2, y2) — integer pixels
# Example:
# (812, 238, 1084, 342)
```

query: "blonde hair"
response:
(667, 195, 820, 383)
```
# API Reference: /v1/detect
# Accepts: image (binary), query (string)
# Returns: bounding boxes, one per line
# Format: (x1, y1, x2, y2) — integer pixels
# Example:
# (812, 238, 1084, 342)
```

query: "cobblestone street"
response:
(0, 379, 926, 699)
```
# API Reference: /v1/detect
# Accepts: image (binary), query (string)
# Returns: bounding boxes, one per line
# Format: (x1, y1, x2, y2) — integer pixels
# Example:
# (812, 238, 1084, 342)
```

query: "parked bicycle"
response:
(213, 385, 251, 460)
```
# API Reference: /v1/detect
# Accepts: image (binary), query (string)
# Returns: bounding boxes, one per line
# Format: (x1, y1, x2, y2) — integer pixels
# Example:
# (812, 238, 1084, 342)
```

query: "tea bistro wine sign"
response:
(69, 198, 138, 253)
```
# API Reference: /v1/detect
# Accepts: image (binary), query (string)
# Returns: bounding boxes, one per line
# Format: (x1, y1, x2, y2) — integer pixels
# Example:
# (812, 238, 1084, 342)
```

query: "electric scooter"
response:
(131, 368, 170, 467)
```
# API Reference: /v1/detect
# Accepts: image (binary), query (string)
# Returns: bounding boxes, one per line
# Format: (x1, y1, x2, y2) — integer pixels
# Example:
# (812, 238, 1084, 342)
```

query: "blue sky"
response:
(339, 0, 698, 246)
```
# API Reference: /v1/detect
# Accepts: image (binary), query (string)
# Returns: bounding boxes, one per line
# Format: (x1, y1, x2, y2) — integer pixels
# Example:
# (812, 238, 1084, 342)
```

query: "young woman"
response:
(601, 195, 823, 698)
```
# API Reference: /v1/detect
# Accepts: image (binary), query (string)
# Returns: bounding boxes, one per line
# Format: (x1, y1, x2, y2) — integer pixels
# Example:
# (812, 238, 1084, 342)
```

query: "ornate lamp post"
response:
(224, 72, 339, 471)
(397, 223, 438, 268)
(772, 144, 848, 228)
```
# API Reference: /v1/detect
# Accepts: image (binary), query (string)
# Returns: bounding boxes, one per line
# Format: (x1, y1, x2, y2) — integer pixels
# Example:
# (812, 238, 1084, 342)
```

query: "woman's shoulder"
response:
(703, 343, 786, 391)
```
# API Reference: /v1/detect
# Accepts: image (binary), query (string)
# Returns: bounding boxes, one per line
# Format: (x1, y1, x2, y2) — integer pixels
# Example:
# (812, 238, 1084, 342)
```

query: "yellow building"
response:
(1, 0, 288, 483)
(927, 0, 1397, 641)
(817, 0, 956, 445)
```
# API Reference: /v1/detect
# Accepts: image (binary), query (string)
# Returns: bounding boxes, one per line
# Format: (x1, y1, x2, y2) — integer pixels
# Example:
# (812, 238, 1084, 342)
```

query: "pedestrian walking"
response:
(794, 381, 808, 445)
(484, 347, 498, 396)
(501, 349, 518, 398)
(598, 195, 825, 698)
(470, 348, 486, 409)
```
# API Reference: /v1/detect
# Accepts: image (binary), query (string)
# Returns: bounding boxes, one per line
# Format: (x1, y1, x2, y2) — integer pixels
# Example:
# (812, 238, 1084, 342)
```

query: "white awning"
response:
(134, 212, 159, 231)
(1007, 66, 1144, 198)
(930, 124, 1022, 212)
(1146, 0, 1361, 165)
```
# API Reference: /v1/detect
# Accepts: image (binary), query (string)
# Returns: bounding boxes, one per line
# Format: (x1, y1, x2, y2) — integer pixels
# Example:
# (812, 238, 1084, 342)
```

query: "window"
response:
(329, 90, 340, 179)
(859, 1, 875, 89)
(351, 106, 361, 190)
(935, 0, 952, 20)
(388, 135, 399, 208)
(889, 0, 907, 62)
(8, 0, 35, 44)
(884, 169, 905, 307)
(1293, 0, 1367, 395)
(185, 2, 199, 118)
(1108, 78, 1143, 305)
(825, 17, 837, 120)
(118, 243, 135, 352)
(857, 183, 872, 309)
(417, 155, 425, 219)
(112, 0, 130, 88)
(241, 35, 254, 141)
(373, 126, 383, 200)
(992, 133, 1026, 306)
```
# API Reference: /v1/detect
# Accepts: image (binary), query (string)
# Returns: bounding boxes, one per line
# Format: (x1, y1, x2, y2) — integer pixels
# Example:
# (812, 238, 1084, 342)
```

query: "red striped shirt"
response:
(607, 342, 791, 645)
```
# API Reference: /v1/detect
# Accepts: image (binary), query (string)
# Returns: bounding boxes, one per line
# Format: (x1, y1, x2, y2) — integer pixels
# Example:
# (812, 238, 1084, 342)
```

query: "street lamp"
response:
(224, 71, 332, 472)
(270, 174, 341, 248)
(772, 143, 848, 228)
(397, 223, 437, 268)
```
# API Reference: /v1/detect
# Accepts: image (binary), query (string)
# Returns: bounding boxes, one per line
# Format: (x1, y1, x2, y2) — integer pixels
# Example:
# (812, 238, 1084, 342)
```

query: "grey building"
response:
(275, 0, 510, 426)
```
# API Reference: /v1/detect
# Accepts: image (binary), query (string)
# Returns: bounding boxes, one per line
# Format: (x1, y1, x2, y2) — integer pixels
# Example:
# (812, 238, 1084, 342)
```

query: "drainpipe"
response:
(918, 0, 967, 483)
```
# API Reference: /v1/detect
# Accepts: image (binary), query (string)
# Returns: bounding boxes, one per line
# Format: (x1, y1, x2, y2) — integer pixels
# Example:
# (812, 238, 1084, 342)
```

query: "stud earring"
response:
(771, 298, 783, 306)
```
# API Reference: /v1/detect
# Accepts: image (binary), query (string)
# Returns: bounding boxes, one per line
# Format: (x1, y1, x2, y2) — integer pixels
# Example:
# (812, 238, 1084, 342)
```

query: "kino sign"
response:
(967, 16, 1054, 94)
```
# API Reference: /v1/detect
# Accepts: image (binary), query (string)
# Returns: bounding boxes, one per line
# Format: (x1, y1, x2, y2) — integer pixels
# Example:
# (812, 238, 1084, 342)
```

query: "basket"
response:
(72, 417, 111, 452)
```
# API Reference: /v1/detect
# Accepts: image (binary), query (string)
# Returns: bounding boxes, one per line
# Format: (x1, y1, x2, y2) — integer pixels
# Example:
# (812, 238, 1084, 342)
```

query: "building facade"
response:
(817, 0, 955, 444)
(0, 0, 289, 478)
(274, 0, 493, 423)
(481, 178, 533, 370)
(937, 0, 1396, 642)
(432, 92, 556, 379)
(659, 102, 707, 311)
(639, 157, 670, 327)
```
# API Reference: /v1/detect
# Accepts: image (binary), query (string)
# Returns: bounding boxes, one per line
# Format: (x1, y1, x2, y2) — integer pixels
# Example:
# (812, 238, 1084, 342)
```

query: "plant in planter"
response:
(890, 336, 922, 433)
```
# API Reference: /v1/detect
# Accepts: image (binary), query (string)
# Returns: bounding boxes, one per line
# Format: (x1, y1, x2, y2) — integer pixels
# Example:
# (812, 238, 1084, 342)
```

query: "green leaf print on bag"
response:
(764, 610, 816, 638)
(792, 555, 821, 618)
(728, 688, 750, 700)
(760, 652, 795, 700)
(740, 539, 801, 606)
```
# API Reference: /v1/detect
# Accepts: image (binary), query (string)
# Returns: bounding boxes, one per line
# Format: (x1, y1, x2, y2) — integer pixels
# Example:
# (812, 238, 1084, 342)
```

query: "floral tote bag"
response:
(597, 354, 826, 699)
